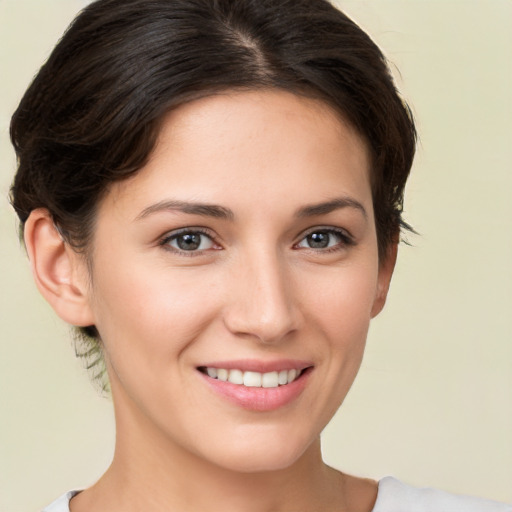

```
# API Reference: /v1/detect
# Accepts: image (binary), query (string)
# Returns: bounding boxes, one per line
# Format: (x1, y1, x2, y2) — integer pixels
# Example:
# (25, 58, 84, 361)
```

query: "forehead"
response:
(103, 89, 372, 220)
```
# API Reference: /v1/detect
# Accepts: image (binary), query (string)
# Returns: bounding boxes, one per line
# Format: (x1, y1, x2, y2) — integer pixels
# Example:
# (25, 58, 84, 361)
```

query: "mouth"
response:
(197, 366, 308, 388)
(196, 362, 313, 411)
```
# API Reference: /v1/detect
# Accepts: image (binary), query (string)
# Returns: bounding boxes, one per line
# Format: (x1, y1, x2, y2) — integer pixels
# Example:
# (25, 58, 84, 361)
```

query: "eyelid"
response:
(156, 225, 354, 256)
(158, 227, 222, 255)
(294, 226, 355, 250)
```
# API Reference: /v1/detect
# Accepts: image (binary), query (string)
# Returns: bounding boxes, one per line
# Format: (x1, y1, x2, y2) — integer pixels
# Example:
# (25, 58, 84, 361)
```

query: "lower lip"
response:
(199, 369, 311, 412)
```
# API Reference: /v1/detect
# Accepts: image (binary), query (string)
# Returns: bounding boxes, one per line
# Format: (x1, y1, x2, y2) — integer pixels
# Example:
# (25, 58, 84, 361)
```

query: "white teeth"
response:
(217, 368, 228, 381)
(204, 367, 302, 387)
(228, 369, 243, 385)
(288, 369, 297, 382)
(262, 371, 279, 388)
(243, 371, 262, 387)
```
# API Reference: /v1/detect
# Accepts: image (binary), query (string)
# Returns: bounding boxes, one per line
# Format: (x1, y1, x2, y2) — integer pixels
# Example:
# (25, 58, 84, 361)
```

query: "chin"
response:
(198, 429, 315, 474)
(213, 451, 304, 474)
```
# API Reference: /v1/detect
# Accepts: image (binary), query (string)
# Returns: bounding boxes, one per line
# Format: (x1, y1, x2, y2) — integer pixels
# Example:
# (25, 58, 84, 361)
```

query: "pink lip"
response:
(197, 362, 313, 412)
(198, 359, 312, 373)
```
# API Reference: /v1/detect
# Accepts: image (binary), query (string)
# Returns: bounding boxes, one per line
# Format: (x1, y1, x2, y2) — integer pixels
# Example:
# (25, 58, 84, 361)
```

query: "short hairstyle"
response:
(10, 0, 416, 388)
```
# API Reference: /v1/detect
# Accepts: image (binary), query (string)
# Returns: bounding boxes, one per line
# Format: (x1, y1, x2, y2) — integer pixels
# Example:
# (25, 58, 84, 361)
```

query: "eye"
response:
(160, 229, 218, 253)
(296, 228, 353, 250)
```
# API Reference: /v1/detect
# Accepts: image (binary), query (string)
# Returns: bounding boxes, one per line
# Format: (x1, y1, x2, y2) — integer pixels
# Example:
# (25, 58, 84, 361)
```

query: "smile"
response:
(197, 360, 313, 411)
(199, 367, 303, 388)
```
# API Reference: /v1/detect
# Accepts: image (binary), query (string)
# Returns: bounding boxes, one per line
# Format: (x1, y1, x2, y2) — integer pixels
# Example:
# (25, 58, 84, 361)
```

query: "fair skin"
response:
(25, 90, 396, 512)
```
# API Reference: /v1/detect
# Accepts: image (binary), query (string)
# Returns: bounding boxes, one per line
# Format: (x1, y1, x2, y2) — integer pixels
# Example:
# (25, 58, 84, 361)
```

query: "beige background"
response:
(1, 1, 511, 510)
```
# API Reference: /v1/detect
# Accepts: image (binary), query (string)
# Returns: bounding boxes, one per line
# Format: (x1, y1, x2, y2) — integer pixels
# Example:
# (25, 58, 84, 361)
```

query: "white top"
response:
(42, 477, 512, 512)
(372, 477, 512, 512)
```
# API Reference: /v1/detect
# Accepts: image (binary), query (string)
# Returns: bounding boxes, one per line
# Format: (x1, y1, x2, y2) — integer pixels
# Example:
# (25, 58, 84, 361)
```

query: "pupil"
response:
(308, 232, 329, 248)
(177, 233, 201, 250)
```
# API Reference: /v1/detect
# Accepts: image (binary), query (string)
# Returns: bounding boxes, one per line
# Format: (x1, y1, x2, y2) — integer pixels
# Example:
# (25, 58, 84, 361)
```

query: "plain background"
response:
(1, 1, 511, 510)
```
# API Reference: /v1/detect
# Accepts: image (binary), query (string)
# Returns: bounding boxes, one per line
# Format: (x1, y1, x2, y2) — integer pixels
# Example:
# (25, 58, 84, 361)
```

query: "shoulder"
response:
(373, 477, 512, 512)
(41, 491, 81, 512)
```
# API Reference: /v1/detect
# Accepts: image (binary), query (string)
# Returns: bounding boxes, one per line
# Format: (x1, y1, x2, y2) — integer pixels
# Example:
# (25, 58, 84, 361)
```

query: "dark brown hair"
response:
(10, 0, 416, 387)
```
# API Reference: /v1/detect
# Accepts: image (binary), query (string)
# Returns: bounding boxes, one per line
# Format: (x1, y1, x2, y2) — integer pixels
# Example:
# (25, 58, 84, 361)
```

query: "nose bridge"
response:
(224, 246, 298, 343)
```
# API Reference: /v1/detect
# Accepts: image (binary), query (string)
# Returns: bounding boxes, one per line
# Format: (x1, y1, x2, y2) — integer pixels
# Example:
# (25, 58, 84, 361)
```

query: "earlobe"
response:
(371, 242, 398, 318)
(24, 208, 95, 327)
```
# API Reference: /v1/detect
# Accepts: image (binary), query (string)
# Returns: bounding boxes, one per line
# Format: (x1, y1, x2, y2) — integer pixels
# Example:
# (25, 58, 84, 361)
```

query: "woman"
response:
(7, 0, 511, 510)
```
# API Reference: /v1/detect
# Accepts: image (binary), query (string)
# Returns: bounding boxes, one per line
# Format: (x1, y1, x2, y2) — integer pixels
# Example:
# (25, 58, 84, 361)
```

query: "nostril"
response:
(222, 305, 299, 344)
(221, 261, 302, 343)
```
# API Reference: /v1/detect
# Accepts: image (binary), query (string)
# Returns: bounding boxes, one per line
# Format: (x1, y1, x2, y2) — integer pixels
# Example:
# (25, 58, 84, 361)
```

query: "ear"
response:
(24, 208, 95, 327)
(371, 241, 398, 318)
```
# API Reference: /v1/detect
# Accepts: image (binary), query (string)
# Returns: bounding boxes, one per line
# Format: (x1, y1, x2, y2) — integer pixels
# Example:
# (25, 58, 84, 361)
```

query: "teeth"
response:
(243, 371, 261, 387)
(217, 368, 228, 381)
(228, 369, 243, 385)
(204, 367, 302, 387)
(262, 371, 279, 388)
(288, 369, 297, 382)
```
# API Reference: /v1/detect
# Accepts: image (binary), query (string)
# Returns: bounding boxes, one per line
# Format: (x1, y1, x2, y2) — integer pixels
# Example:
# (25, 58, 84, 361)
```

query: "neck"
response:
(70, 380, 376, 512)
(103, 425, 342, 512)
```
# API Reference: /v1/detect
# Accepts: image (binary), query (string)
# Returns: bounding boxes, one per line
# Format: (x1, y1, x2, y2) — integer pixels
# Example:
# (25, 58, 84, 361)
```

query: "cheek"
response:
(305, 260, 379, 341)
(89, 260, 222, 366)
(282, 261, 379, 435)
(304, 260, 379, 390)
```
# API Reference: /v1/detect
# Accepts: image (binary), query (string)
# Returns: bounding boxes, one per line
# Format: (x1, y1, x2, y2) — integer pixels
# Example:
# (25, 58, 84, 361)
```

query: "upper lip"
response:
(197, 359, 313, 373)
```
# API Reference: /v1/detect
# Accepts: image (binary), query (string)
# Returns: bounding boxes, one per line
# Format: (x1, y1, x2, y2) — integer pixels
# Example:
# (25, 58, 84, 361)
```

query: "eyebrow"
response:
(135, 196, 367, 222)
(135, 200, 235, 221)
(296, 197, 367, 219)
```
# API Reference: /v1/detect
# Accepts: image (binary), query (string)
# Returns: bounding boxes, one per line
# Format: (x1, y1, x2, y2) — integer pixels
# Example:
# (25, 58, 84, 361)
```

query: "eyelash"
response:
(294, 227, 355, 253)
(158, 226, 355, 256)
(158, 227, 220, 257)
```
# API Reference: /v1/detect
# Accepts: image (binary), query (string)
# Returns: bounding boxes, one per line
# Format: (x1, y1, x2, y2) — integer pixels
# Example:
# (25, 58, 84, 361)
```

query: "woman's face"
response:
(83, 90, 393, 472)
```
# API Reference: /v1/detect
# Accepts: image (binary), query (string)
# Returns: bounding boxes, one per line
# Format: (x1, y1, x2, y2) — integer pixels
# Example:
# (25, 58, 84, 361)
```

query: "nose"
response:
(223, 250, 301, 344)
